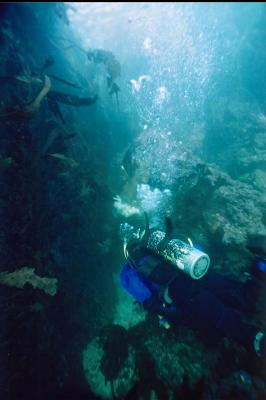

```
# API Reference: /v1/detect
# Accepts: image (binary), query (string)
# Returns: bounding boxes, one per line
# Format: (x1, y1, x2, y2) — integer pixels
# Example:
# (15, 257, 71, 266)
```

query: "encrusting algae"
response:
(0, 266, 58, 296)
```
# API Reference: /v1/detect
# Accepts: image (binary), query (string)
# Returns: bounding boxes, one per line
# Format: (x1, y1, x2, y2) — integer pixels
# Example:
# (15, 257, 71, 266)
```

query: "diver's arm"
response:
(143, 291, 180, 325)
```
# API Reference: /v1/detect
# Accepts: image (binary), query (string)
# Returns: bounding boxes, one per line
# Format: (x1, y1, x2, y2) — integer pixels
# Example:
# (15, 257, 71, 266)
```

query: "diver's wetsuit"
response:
(120, 246, 266, 356)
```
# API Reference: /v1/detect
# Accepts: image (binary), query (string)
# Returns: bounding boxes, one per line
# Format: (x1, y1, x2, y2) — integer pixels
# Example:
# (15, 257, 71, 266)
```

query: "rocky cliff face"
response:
(0, 3, 265, 400)
(0, 4, 116, 398)
(118, 122, 265, 277)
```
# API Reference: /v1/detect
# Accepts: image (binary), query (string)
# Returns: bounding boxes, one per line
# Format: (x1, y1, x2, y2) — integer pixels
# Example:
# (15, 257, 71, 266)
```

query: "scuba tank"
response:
(146, 230, 210, 280)
(120, 215, 210, 280)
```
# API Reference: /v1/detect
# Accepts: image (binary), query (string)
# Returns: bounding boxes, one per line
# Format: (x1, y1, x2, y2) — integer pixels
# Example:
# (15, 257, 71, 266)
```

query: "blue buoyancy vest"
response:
(257, 259, 266, 272)
(120, 262, 160, 304)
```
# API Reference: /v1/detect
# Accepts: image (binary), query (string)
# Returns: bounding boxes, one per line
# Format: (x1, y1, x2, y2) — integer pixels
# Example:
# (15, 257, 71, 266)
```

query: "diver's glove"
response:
(143, 293, 180, 326)
(158, 315, 171, 329)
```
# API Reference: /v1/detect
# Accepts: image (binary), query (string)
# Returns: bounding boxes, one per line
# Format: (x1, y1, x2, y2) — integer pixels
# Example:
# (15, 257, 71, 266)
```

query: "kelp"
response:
(79, 180, 95, 199)
(48, 74, 81, 89)
(47, 95, 65, 123)
(87, 48, 121, 80)
(41, 119, 77, 155)
(0, 266, 58, 296)
(46, 152, 79, 168)
(100, 324, 129, 398)
(40, 55, 55, 73)
(0, 74, 51, 119)
(47, 91, 98, 106)
(14, 71, 81, 89)
(23, 74, 51, 113)
(42, 130, 76, 155)
(0, 72, 95, 121)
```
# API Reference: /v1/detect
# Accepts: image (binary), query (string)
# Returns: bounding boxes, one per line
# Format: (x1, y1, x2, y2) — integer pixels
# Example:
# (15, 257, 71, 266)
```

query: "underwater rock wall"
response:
(118, 124, 266, 277)
(0, 4, 118, 398)
(0, 3, 265, 400)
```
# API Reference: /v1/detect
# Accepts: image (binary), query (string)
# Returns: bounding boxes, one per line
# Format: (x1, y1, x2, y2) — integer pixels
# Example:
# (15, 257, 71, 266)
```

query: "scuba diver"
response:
(119, 215, 266, 359)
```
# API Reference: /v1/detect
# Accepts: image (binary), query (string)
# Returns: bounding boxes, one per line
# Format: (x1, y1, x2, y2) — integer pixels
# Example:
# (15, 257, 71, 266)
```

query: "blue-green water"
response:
(0, 2, 265, 399)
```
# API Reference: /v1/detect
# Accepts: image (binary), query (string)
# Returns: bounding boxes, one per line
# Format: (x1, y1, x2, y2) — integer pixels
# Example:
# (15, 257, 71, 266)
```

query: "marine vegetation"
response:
(125, 349, 168, 400)
(0, 266, 57, 296)
(99, 324, 130, 398)
(0, 3, 265, 400)
(0, 74, 51, 119)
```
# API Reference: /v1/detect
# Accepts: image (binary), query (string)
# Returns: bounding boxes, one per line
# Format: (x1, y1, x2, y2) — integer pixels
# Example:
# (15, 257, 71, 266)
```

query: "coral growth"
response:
(0, 266, 58, 296)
